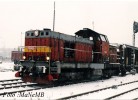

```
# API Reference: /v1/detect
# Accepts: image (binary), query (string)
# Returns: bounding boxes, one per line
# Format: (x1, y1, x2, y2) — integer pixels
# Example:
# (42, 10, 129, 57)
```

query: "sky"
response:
(0, 0, 138, 49)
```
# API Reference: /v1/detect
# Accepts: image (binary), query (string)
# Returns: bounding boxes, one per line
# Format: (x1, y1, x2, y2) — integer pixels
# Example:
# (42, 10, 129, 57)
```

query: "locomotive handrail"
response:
(93, 51, 101, 54)
(110, 54, 118, 55)
(61, 47, 92, 52)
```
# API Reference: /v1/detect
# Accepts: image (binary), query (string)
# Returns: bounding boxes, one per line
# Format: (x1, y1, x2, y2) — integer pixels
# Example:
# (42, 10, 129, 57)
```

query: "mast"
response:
(53, 1, 55, 31)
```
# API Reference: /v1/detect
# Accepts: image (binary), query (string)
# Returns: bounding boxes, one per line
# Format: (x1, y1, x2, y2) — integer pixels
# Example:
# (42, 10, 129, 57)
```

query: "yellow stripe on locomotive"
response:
(24, 46, 51, 53)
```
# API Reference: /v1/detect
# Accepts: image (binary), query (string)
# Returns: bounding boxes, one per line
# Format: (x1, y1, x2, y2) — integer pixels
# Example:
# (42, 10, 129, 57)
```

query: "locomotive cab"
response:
(75, 28, 109, 63)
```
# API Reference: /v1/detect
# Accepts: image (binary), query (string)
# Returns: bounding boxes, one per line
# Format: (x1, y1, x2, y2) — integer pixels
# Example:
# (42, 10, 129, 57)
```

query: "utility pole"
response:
(92, 21, 94, 30)
(21, 32, 22, 47)
(53, 1, 55, 31)
(133, 21, 138, 46)
(132, 21, 138, 70)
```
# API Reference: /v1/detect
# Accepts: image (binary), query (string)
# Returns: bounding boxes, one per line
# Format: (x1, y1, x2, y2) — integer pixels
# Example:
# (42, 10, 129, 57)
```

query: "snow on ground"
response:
(34, 74, 138, 100)
(0, 62, 138, 99)
(0, 62, 19, 80)
(115, 89, 138, 99)
(74, 80, 138, 99)
(0, 61, 14, 71)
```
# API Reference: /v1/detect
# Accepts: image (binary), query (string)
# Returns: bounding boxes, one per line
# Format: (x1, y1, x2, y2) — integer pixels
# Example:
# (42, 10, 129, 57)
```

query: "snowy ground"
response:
(0, 62, 18, 80)
(0, 62, 138, 100)
(0, 61, 14, 71)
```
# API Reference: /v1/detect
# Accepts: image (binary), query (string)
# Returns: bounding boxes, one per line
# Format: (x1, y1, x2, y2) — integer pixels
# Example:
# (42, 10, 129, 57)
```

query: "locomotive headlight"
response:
(34, 30, 39, 36)
(23, 56, 26, 60)
(117, 48, 119, 52)
(46, 56, 50, 60)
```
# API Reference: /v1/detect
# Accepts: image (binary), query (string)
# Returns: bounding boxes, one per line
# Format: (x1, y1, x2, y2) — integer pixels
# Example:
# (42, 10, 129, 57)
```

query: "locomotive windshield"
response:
(100, 35, 108, 42)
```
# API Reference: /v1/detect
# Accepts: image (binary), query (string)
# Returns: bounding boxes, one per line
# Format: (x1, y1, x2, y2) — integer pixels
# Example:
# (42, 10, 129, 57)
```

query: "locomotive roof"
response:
(25, 28, 93, 45)
(75, 28, 104, 38)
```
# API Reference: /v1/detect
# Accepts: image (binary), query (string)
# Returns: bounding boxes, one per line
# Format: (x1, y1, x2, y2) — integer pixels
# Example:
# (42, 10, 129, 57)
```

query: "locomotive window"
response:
(46, 32, 49, 35)
(41, 32, 44, 36)
(64, 41, 75, 58)
(100, 35, 106, 42)
(26, 33, 30, 36)
(31, 33, 34, 36)
(105, 35, 109, 42)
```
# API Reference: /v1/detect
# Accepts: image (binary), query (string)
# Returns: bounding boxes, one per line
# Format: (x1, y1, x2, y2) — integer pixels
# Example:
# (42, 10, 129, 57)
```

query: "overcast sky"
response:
(0, 0, 138, 49)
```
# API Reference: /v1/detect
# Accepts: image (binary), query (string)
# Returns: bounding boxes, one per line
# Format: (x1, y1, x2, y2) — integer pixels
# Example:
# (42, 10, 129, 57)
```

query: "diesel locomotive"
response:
(14, 28, 138, 84)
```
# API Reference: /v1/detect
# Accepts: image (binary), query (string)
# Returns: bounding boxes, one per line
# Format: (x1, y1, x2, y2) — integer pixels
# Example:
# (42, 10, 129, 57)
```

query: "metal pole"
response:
(21, 32, 22, 47)
(92, 21, 94, 30)
(53, 1, 55, 31)
(133, 32, 135, 69)
(133, 33, 135, 47)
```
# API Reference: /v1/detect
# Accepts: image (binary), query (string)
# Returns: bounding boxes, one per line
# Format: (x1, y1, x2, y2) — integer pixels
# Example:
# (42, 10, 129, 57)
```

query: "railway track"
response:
(0, 78, 26, 87)
(0, 78, 103, 97)
(0, 86, 42, 96)
(0, 83, 37, 90)
(0, 79, 24, 86)
(0, 81, 24, 86)
(104, 87, 138, 99)
(0, 79, 55, 97)
(0, 78, 40, 96)
(0, 76, 137, 99)
(0, 83, 53, 97)
(0, 79, 21, 83)
(0, 83, 42, 97)
(56, 80, 138, 100)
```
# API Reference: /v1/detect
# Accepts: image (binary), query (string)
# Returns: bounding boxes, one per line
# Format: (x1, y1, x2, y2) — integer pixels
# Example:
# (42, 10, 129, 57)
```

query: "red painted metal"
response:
(15, 72, 20, 77)
(25, 36, 93, 62)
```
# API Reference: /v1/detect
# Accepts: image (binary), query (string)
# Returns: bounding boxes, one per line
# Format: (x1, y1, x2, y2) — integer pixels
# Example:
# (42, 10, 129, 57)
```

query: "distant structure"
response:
(132, 21, 138, 67)
(0, 48, 13, 62)
(0, 56, 2, 63)
(11, 51, 23, 62)
(133, 21, 138, 46)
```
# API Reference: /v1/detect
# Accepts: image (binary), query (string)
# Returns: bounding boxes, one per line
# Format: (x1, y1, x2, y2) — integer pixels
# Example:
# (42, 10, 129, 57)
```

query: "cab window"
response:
(100, 35, 107, 42)
(26, 33, 30, 36)
(31, 33, 34, 36)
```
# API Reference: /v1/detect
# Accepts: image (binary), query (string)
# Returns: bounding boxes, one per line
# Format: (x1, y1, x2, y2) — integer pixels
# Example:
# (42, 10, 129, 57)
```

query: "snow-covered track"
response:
(0, 87, 42, 96)
(0, 79, 21, 83)
(0, 78, 26, 87)
(105, 87, 138, 99)
(0, 84, 52, 96)
(0, 81, 24, 86)
(0, 83, 37, 90)
(56, 80, 138, 100)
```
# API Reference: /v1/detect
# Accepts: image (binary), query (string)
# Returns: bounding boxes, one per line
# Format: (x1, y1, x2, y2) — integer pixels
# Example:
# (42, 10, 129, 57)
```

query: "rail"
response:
(56, 80, 138, 100)
(104, 87, 138, 100)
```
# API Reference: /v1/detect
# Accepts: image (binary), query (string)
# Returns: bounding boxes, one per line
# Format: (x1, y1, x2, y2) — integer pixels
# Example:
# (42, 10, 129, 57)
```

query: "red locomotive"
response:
(15, 28, 137, 84)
